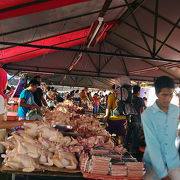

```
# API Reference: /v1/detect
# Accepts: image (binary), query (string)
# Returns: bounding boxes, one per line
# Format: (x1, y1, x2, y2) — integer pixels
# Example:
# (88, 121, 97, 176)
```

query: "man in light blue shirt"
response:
(142, 76, 180, 180)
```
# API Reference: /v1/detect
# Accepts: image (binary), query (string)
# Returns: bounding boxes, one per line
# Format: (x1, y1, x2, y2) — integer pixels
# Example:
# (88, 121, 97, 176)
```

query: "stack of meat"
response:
(126, 162, 144, 178)
(79, 152, 90, 173)
(0, 122, 79, 172)
(1, 100, 128, 172)
(90, 156, 111, 175)
(111, 164, 127, 177)
(44, 100, 127, 153)
(46, 109, 110, 138)
(79, 153, 111, 175)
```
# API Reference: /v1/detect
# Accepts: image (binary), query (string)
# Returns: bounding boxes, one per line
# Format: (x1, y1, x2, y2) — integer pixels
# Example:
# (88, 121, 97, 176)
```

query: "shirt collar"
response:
(152, 101, 172, 113)
(152, 101, 162, 113)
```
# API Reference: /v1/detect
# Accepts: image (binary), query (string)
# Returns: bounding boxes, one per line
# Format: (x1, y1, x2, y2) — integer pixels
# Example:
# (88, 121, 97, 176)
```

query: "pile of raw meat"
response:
(0, 100, 127, 172)
(79, 152, 144, 178)
(1, 122, 78, 172)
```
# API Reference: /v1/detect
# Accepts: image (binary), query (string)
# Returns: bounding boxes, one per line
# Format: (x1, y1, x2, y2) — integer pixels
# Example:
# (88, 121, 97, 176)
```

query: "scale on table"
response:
(26, 110, 43, 121)
(53, 125, 84, 137)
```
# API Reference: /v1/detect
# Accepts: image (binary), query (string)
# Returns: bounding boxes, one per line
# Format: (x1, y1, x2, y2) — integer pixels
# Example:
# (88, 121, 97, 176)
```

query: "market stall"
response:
(0, 100, 144, 180)
(0, 0, 179, 179)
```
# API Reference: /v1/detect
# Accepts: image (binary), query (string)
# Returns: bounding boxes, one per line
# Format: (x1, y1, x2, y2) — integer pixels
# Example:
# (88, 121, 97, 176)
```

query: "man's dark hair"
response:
(143, 97, 147, 101)
(112, 84, 115, 90)
(133, 85, 141, 94)
(28, 79, 40, 87)
(154, 76, 175, 94)
(33, 75, 41, 80)
(75, 90, 79, 93)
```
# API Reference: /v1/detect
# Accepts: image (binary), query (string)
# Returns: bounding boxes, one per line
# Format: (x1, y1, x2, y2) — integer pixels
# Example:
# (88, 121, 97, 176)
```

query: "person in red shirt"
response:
(93, 93, 100, 114)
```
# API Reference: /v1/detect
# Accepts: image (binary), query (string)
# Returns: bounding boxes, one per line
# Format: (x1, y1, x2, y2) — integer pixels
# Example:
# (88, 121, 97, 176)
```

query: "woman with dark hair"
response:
(104, 84, 126, 145)
(17, 79, 40, 120)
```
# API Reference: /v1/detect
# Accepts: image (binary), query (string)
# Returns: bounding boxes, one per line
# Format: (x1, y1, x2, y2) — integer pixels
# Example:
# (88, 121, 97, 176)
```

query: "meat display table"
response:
(0, 165, 83, 180)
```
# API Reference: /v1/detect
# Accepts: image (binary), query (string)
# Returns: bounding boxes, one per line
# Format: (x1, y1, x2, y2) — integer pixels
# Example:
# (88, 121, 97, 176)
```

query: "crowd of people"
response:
(65, 87, 108, 114)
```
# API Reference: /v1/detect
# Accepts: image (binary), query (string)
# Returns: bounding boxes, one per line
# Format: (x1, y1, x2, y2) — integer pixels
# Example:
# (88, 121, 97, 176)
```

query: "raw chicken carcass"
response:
(0, 136, 15, 149)
(53, 152, 78, 169)
(23, 122, 39, 137)
(6, 154, 38, 172)
(62, 136, 71, 146)
(5, 161, 22, 170)
(39, 126, 63, 143)
(69, 137, 79, 146)
(21, 141, 41, 159)
(38, 137, 50, 149)
(39, 151, 47, 165)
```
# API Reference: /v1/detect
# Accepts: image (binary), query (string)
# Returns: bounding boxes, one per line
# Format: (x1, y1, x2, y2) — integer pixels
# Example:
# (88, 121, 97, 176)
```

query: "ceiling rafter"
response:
(118, 49, 129, 76)
(152, 0, 159, 57)
(67, 0, 112, 73)
(107, 0, 145, 36)
(105, 40, 179, 80)
(124, 0, 153, 56)
(111, 32, 179, 69)
(6, 63, 157, 79)
(93, 77, 111, 87)
(0, 36, 86, 61)
(141, 5, 180, 30)
(123, 21, 180, 54)
(111, 32, 162, 60)
(8, 65, 179, 84)
(0, 41, 179, 63)
(98, 43, 102, 75)
(0, 4, 131, 38)
(155, 18, 180, 56)
(0, 26, 88, 51)
(100, 47, 120, 71)
(86, 53, 99, 71)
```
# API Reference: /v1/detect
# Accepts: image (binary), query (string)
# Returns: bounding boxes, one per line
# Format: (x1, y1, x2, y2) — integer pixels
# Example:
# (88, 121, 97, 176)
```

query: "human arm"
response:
(140, 98, 145, 113)
(41, 96, 48, 106)
(0, 114, 35, 129)
(79, 93, 85, 104)
(46, 92, 53, 101)
(142, 113, 168, 179)
(104, 95, 113, 122)
(19, 98, 39, 110)
(104, 104, 111, 121)
(140, 106, 144, 113)
(19, 98, 33, 108)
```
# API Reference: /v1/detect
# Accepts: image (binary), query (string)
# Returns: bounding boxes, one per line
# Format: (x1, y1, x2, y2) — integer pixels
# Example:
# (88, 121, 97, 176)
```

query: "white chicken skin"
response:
(0, 100, 127, 172)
